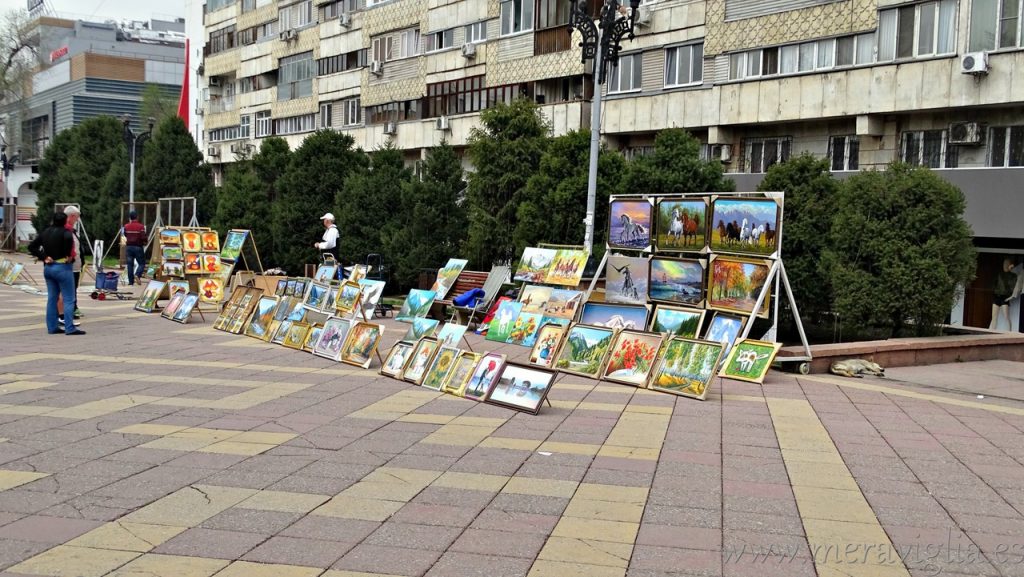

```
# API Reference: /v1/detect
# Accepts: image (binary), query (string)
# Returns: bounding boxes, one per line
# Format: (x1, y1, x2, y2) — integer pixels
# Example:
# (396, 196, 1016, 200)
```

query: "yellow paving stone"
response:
(779, 448, 846, 465)
(816, 562, 911, 577)
(801, 519, 898, 557)
(575, 402, 624, 412)
(67, 522, 187, 552)
(0, 403, 59, 416)
(0, 469, 49, 491)
(10, 545, 140, 577)
(47, 395, 163, 420)
(172, 428, 245, 442)
(623, 404, 673, 415)
(449, 416, 508, 427)
(573, 483, 648, 504)
(502, 477, 579, 499)
(528, 560, 626, 577)
(721, 394, 767, 403)
(349, 389, 438, 419)
(140, 437, 215, 452)
(0, 353, 48, 366)
(538, 441, 601, 456)
(538, 536, 633, 567)
(107, 553, 230, 577)
(563, 499, 645, 523)
(198, 441, 278, 455)
(604, 413, 669, 449)
(396, 413, 456, 425)
(793, 487, 878, 524)
(421, 424, 498, 445)
(122, 485, 257, 526)
(801, 374, 1024, 417)
(551, 517, 639, 544)
(593, 385, 633, 394)
(432, 472, 509, 492)
(342, 481, 426, 502)
(230, 431, 298, 444)
(237, 490, 331, 513)
(479, 437, 542, 451)
(115, 424, 191, 436)
(363, 467, 443, 486)
(322, 572, 405, 577)
(596, 445, 660, 461)
(212, 560, 323, 577)
(0, 381, 53, 395)
(785, 462, 861, 491)
(312, 496, 405, 521)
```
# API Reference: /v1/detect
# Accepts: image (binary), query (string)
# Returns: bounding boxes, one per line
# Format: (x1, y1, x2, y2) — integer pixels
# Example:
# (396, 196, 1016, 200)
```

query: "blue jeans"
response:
(44, 263, 76, 334)
(126, 245, 146, 284)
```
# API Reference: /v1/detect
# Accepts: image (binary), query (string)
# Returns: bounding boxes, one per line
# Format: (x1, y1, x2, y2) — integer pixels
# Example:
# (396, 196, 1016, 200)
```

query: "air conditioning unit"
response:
(207, 146, 220, 157)
(383, 121, 397, 135)
(340, 13, 352, 27)
(949, 121, 983, 145)
(194, 107, 204, 116)
(461, 43, 476, 58)
(720, 144, 732, 162)
(370, 60, 384, 75)
(287, 29, 297, 40)
(229, 143, 242, 153)
(960, 51, 989, 75)
(208, 76, 221, 87)
(635, 5, 652, 26)
(436, 116, 450, 131)
(279, 30, 288, 41)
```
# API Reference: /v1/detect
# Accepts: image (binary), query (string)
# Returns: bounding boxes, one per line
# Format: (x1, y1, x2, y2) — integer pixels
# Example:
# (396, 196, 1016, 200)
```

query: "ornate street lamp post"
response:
(121, 115, 155, 210)
(568, 0, 642, 253)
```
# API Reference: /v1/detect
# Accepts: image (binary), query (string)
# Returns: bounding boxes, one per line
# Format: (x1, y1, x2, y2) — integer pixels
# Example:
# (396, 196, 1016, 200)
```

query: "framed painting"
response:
(303, 324, 324, 352)
(314, 264, 337, 283)
(284, 279, 297, 296)
(170, 293, 200, 324)
(649, 257, 705, 307)
(404, 318, 440, 341)
(229, 288, 263, 334)
(650, 338, 724, 400)
(605, 255, 649, 305)
(702, 312, 747, 361)
(554, 323, 616, 379)
(201, 231, 220, 252)
(464, 353, 506, 401)
(608, 198, 653, 251)
(486, 301, 523, 343)
(159, 229, 181, 246)
(293, 278, 310, 300)
(518, 285, 552, 314)
(656, 197, 708, 252)
(304, 282, 330, 311)
(161, 291, 186, 320)
(539, 316, 570, 330)
(529, 323, 567, 368)
(649, 305, 706, 338)
(198, 277, 225, 304)
(144, 263, 159, 278)
(323, 286, 338, 312)
(335, 281, 363, 315)
(161, 246, 184, 261)
(431, 258, 469, 300)
(348, 264, 370, 283)
(579, 302, 649, 331)
(544, 249, 590, 287)
(339, 321, 384, 369)
(271, 320, 293, 345)
(381, 341, 415, 378)
(486, 363, 557, 415)
(436, 323, 468, 348)
(602, 330, 666, 387)
(181, 230, 201, 252)
(201, 254, 222, 274)
(443, 352, 481, 396)
(220, 230, 248, 261)
(168, 280, 189, 295)
(719, 339, 782, 384)
(709, 196, 781, 256)
(275, 279, 288, 296)
(396, 289, 436, 322)
(421, 346, 460, 391)
(357, 279, 386, 317)
(403, 337, 440, 385)
(5, 262, 23, 285)
(514, 247, 556, 283)
(544, 289, 584, 320)
(244, 296, 280, 341)
(273, 296, 301, 322)
(134, 280, 166, 313)
(161, 261, 184, 278)
(184, 253, 203, 274)
(708, 255, 771, 318)
(313, 317, 353, 361)
(506, 312, 543, 347)
(283, 321, 311, 350)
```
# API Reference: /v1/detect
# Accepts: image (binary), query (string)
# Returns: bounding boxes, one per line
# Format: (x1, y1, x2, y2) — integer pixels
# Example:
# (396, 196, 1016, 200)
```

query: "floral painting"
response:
(656, 198, 708, 251)
(709, 197, 780, 256)
(515, 248, 556, 283)
(313, 317, 353, 361)
(608, 199, 653, 250)
(650, 338, 724, 400)
(430, 258, 469, 300)
(421, 346, 459, 391)
(396, 289, 436, 322)
(602, 330, 665, 387)
(554, 324, 615, 378)
(464, 353, 506, 401)
(506, 312, 543, 347)
(709, 256, 771, 317)
(606, 255, 649, 305)
(719, 339, 782, 384)
(529, 323, 566, 368)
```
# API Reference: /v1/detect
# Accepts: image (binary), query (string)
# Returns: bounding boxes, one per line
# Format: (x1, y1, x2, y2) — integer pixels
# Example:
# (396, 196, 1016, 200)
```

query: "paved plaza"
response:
(2, 258, 1024, 577)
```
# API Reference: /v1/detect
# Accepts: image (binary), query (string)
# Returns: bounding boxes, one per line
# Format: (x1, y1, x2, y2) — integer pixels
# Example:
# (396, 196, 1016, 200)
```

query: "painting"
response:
(514, 247, 556, 283)
(506, 312, 543, 347)
(168, 280, 189, 295)
(285, 279, 297, 296)
(649, 305, 706, 338)
(323, 286, 338, 312)
(539, 316, 570, 330)
(202, 254, 222, 274)
(580, 302, 649, 331)
(161, 291, 186, 320)
(293, 279, 309, 299)
(144, 263, 159, 278)
(404, 338, 440, 385)
(709, 197, 781, 256)
(171, 293, 199, 324)
(348, 264, 369, 283)
(134, 280, 165, 313)
(650, 338, 724, 400)
(1, 262, 22, 285)
(720, 339, 782, 384)
(606, 255, 649, 305)
(708, 256, 771, 317)
(313, 317, 353, 361)
(602, 330, 665, 387)
(703, 312, 747, 361)
(421, 346, 460, 391)
(357, 279, 386, 316)
(486, 301, 523, 343)
(608, 198, 653, 250)
(304, 282, 329, 311)
(181, 231, 201, 252)
(649, 257, 705, 307)
(544, 289, 584, 320)
(381, 341, 415, 378)
(229, 288, 262, 334)
(340, 322, 383, 369)
(529, 323, 567, 368)
(518, 285, 552, 314)
(314, 264, 337, 283)
(404, 318, 440, 341)
(396, 289, 436, 322)
(201, 231, 220, 252)
(656, 197, 708, 252)
(544, 249, 590, 287)
(436, 323, 468, 347)
(554, 323, 615, 378)
(271, 320, 292, 345)
(443, 352, 481, 396)
(198, 277, 224, 303)
(162, 261, 184, 277)
(162, 246, 183, 261)
(276, 297, 306, 322)
(303, 324, 323, 352)
(275, 279, 288, 296)
(221, 230, 248, 261)
(244, 296, 280, 341)
(464, 353, 506, 401)
(431, 258, 469, 300)
(283, 321, 310, 350)
(335, 282, 363, 315)
(184, 253, 203, 274)
(159, 229, 181, 246)
(486, 363, 557, 414)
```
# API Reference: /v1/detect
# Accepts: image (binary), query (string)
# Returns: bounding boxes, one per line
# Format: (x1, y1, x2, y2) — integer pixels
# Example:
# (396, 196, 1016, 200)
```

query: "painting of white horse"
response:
(608, 199, 653, 249)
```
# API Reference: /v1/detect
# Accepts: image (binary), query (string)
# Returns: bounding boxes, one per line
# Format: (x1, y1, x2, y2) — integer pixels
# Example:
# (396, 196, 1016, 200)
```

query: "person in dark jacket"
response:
(28, 212, 86, 335)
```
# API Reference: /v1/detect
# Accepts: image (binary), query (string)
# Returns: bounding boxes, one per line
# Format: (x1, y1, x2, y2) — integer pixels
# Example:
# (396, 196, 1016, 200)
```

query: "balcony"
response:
(208, 95, 236, 114)
(534, 27, 572, 56)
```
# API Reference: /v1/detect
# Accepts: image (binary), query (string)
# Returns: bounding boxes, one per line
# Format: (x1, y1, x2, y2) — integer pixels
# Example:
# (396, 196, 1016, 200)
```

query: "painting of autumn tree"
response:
(710, 257, 771, 317)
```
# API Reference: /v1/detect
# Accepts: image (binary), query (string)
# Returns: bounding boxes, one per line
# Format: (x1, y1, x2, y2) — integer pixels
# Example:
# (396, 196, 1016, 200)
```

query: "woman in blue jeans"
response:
(27, 212, 86, 335)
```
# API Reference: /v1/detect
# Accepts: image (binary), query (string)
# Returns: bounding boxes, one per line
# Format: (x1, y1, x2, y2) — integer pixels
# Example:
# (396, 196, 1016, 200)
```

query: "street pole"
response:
(583, 32, 602, 254)
(122, 115, 154, 213)
(128, 144, 136, 211)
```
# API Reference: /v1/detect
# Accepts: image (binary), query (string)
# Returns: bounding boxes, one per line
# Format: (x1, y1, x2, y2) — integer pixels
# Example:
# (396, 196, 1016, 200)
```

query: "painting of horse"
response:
(656, 198, 707, 251)
(709, 197, 780, 256)
(608, 199, 653, 250)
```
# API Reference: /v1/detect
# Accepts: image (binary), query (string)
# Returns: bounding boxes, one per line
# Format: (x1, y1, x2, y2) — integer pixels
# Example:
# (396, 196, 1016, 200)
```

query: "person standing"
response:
(28, 212, 86, 335)
(990, 258, 1021, 331)
(123, 211, 147, 285)
(314, 212, 340, 263)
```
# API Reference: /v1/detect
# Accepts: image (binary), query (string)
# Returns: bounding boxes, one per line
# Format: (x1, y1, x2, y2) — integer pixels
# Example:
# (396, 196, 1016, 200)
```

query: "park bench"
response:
(435, 265, 509, 327)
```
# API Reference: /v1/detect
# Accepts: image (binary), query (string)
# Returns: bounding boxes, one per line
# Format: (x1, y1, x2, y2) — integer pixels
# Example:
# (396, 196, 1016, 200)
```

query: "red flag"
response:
(177, 39, 189, 123)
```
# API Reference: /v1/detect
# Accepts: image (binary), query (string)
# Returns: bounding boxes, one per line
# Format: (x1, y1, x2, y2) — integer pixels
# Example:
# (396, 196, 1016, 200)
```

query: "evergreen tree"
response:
(339, 141, 411, 265)
(465, 99, 549, 267)
(138, 116, 214, 223)
(622, 128, 734, 195)
(211, 160, 272, 261)
(253, 137, 291, 204)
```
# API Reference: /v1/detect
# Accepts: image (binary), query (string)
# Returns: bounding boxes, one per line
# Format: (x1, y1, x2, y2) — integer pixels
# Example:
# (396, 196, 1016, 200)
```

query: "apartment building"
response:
(199, 0, 1024, 331)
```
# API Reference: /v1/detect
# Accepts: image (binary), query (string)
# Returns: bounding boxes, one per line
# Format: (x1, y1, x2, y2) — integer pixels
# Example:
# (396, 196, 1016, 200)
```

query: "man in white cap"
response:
(315, 212, 340, 264)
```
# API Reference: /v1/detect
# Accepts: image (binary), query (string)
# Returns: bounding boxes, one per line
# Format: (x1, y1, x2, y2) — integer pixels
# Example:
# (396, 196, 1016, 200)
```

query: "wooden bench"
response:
(436, 270, 488, 308)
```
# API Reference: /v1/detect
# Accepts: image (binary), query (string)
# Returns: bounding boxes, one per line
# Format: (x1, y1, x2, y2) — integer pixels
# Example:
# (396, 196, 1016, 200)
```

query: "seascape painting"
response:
(709, 197, 780, 256)
(486, 364, 556, 414)
(656, 198, 707, 251)
(649, 257, 704, 306)
(608, 199, 653, 250)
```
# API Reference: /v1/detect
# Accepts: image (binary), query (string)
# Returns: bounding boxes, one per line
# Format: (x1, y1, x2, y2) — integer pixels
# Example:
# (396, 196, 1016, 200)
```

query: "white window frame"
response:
(240, 114, 251, 138)
(743, 136, 792, 173)
(608, 52, 642, 94)
(255, 110, 272, 137)
(997, 0, 1024, 48)
(399, 28, 420, 58)
(279, 0, 313, 30)
(500, 0, 534, 36)
(343, 97, 362, 126)
(320, 103, 333, 128)
(372, 36, 394, 62)
(465, 21, 488, 43)
(665, 43, 704, 87)
(425, 29, 455, 52)
(877, 0, 957, 62)
(828, 135, 860, 171)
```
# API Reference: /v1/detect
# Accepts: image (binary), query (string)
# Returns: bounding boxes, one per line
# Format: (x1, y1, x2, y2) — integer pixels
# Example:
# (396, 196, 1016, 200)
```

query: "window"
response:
(665, 43, 703, 87)
(318, 49, 368, 74)
(623, 146, 655, 160)
(242, 0, 272, 12)
(877, 0, 956, 61)
(365, 100, 421, 124)
(426, 77, 527, 117)
(372, 36, 393, 62)
(279, 0, 314, 30)
(538, 0, 570, 29)
(500, 0, 533, 35)
(207, 0, 234, 11)
(239, 74, 274, 93)
(901, 130, 958, 168)
(278, 51, 314, 100)
(743, 137, 792, 172)
(274, 113, 316, 135)
(989, 126, 1024, 166)
(733, 37, 851, 80)
(324, 0, 363, 16)
(425, 29, 455, 51)
(829, 135, 860, 171)
(466, 21, 488, 43)
(400, 29, 420, 58)
(258, 20, 277, 40)
(255, 111, 272, 137)
(210, 125, 244, 142)
(608, 53, 642, 93)
(343, 97, 362, 126)
(240, 115, 251, 138)
(208, 25, 236, 54)
(320, 103, 332, 128)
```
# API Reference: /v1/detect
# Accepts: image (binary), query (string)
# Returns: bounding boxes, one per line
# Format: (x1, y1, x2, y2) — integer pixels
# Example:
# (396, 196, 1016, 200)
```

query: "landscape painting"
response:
(431, 258, 469, 300)
(244, 296, 280, 341)
(404, 318, 440, 341)
(656, 198, 708, 252)
(608, 199, 653, 250)
(580, 302, 649, 331)
(605, 255, 649, 305)
(709, 197, 780, 256)
(544, 249, 589, 287)
(602, 330, 665, 387)
(703, 312, 747, 361)
(709, 256, 771, 317)
(436, 323, 468, 347)
(518, 285, 552, 314)
(719, 339, 782, 384)
(554, 324, 615, 378)
(649, 305, 706, 338)
(486, 301, 524, 343)
(486, 363, 557, 414)
(514, 247, 557, 283)
(339, 322, 383, 369)
(650, 338, 725, 400)
(135, 280, 166, 313)
(396, 289, 436, 322)
(160, 229, 181, 246)
(649, 257, 705, 307)
(544, 289, 583, 320)
(221, 230, 247, 261)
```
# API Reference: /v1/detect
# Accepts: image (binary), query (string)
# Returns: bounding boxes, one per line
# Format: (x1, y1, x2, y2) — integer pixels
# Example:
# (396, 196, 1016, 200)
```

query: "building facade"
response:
(198, 0, 1024, 332)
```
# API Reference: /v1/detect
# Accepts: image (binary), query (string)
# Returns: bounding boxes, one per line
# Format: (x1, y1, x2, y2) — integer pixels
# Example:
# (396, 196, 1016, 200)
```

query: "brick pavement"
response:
(2, 257, 1024, 577)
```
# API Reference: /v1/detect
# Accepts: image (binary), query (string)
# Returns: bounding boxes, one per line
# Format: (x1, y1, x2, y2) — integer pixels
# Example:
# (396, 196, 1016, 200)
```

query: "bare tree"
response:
(0, 9, 39, 107)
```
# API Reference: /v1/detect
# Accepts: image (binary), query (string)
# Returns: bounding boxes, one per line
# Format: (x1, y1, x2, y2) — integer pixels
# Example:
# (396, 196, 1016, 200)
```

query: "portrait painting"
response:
(606, 255, 649, 305)
(602, 330, 666, 387)
(181, 231, 201, 252)
(403, 338, 440, 385)
(184, 253, 202, 274)
(486, 363, 557, 414)
(608, 198, 653, 250)
(649, 257, 705, 307)
(381, 341, 415, 378)
(554, 323, 615, 379)
(443, 352, 481, 396)
(656, 197, 708, 252)
(202, 254, 222, 274)
(650, 338, 724, 400)
(464, 353, 506, 401)
(709, 197, 781, 256)
(514, 247, 556, 283)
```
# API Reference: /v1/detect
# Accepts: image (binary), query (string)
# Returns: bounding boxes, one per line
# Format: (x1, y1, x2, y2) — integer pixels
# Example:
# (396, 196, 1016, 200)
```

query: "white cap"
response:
(64, 205, 81, 216)
(320, 213, 335, 221)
